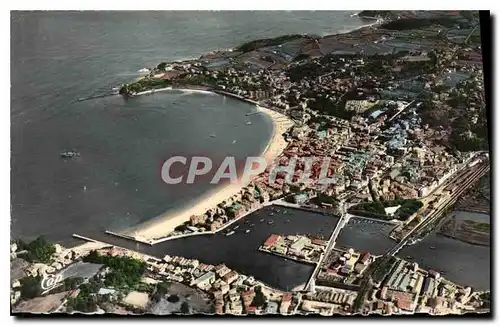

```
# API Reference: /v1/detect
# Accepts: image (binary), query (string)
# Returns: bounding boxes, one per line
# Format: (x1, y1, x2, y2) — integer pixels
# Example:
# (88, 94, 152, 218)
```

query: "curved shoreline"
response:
(117, 88, 294, 243)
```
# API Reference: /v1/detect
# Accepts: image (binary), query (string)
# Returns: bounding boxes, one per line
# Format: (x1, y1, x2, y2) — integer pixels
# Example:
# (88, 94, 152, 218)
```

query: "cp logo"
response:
(41, 273, 63, 294)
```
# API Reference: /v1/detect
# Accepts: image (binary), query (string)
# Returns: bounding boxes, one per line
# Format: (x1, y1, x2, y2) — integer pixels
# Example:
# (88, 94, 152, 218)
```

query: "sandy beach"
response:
(121, 99, 294, 242)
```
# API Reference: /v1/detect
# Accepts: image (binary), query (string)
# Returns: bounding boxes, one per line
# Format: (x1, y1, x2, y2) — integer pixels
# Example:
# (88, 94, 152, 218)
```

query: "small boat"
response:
(250, 224, 255, 227)
(245, 230, 251, 234)
(269, 213, 274, 216)
(260, 219, 265, 223)
(233, 140, 237, 144)
(246, 121, 252, 125)
(429, 246, 436, 250)
(226, 231, 235, 236)
(407, 239, 417, 246)
(283, 210, 288, 214)
(406, 256, 413, 260)
(60, 151, 80, 159)
(285, 219, 291, 223)
(268, 220, 274, 225)
(233, 226, 239, 230)
(210, 133, 216, 138)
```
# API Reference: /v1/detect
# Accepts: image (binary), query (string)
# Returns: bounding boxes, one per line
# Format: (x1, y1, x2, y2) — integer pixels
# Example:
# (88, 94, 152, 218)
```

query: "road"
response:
(464, 23, 480, 45)
(303, 203, 350, 291)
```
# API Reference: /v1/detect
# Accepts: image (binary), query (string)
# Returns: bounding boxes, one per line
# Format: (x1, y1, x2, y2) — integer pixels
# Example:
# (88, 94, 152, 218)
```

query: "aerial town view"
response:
(10, 10, 491, 316)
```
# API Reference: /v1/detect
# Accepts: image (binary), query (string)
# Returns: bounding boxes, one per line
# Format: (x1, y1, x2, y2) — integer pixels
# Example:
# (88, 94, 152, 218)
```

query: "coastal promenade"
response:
(106, 201, 274, 246)
(346, 213, 400, 225)
(273, 200, 334, 216)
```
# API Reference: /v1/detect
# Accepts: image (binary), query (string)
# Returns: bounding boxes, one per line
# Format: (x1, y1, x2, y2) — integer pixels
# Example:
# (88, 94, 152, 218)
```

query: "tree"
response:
(63, 277, 84, 291)
(180, 301, 190, 314)
(251, 286, 267, 307)
(16, 236, 56, 263)
(157, 62, 167, 71)
(84, 250, 99, 262)
(20, 276, 42, 299)
(83, 251, 146, 289)
(167, 294, 180, 303)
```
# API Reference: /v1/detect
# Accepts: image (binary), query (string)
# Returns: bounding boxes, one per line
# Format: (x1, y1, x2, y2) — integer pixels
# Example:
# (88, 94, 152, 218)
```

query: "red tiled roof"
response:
(359, 252, 371, 263)
(246, 306, 257, 313)
(264, 234, 280, 247)
(282, 293, 293, 302)
(311, 238, 326, 246)
(396, 299, 414, 311)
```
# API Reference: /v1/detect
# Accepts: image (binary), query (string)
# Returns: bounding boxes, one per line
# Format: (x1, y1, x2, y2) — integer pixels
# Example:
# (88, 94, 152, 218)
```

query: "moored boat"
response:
(60, 151, 80, 159)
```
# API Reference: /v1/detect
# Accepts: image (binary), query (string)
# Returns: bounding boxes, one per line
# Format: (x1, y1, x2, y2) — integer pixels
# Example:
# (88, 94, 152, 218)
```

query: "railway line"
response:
(389, 160, 489, 257)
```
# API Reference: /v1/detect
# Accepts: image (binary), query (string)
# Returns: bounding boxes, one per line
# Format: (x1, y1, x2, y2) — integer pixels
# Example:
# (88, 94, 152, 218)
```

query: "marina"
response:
(77, 205, 340, 291)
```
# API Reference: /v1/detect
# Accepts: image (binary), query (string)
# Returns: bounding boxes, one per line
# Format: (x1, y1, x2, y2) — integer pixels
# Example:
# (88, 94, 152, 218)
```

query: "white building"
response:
(385, 205, 401, 216)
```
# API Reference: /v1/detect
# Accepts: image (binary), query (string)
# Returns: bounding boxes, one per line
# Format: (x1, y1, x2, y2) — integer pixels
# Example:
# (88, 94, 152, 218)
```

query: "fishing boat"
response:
(226, 231, 235, 236)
